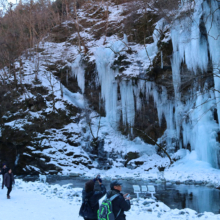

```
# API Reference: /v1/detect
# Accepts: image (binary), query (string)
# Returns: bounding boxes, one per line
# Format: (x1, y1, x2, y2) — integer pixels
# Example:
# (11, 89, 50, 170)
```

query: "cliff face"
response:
(0, 0, 220, 174)
(75, 0, 220, 167)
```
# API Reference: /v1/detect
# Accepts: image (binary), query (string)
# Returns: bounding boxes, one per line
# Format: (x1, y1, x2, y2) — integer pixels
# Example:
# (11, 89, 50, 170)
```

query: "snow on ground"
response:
(0, 181, 80, 220)
(84, 152, 220, 187)
(1, 179, 220, 220)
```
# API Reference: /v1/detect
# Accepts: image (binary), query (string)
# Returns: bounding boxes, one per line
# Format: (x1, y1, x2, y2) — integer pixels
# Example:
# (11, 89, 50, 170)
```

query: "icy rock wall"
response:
(170, 0, 220, 167)
(94, 26, 166, 129)
(71, 0, 220, 168)
(94, 35, 138, 128)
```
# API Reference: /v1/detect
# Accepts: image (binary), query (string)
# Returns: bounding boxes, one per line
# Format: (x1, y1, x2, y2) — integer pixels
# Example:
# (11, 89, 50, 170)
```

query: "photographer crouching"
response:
(79, 175, 106, 220)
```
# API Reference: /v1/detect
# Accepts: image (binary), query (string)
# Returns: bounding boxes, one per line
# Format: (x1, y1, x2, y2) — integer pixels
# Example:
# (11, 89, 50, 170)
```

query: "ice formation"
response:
(169, 0, 220, 167)
(203, 0, 220, 129)
(95, 47, 118, 125)
(94, 22, 166, 128)
(182, 90, 219, 167)
(120, 80, 135, 126)
(71, 0, 220, 168)
(71, 54, 85, 93)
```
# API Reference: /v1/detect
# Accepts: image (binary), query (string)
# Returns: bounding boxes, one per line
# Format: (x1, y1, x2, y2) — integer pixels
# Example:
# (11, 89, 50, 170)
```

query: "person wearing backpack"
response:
(98, 180, 130, 220)
(79, 177, 106, 220)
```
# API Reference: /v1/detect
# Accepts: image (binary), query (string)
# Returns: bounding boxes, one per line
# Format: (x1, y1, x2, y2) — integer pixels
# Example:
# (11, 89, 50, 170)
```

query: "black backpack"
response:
(79, 196, 94, 218)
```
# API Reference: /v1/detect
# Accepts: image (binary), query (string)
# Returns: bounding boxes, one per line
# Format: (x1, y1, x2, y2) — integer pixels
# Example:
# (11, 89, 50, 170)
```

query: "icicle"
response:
(134, 80, 145, 111)
(71, 54, 85, 93)
(120, 80, 135, 127)
(95, 47, 118, 125)
(161, 51, 163, 69)
(123, 34, 128, 45)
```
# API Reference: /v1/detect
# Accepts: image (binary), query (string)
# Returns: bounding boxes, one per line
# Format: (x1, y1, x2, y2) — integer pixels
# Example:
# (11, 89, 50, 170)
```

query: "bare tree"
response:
(102, 0, 109, 45)
(43, 71, 59, 112)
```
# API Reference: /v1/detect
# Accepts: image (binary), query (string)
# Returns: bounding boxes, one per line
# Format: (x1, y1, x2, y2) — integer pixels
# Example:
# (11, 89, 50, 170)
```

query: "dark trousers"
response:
(84, 219, 97, 220)
(7, 185, 12, 196)
(2, 175, 4, 189)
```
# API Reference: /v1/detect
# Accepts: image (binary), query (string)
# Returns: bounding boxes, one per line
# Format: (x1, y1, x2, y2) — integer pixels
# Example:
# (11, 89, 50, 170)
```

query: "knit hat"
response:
(110, 180, 123, 190)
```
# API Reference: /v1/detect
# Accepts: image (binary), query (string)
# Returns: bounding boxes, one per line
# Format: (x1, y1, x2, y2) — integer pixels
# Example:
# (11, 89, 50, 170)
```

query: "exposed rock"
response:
(69, 173, 80, 177)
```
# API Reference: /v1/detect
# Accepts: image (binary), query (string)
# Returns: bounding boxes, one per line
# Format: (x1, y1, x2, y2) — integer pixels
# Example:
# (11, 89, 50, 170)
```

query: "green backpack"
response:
(98, 194, 121, 220)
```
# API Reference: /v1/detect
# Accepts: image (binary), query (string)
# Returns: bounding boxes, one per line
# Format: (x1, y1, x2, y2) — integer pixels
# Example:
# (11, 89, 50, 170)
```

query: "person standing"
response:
(106, 180, 131, 220)
(80, 176, 106, 220)
(4, 169, 15, 199)
(1, 163, 8, 189)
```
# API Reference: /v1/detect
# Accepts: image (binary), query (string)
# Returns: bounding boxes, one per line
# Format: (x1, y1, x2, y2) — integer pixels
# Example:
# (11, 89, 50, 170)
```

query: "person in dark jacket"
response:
(81, 177, 106, 220)
(106, 180, 131, 220)
(1, 163, 8, 189)
(4, 168, 15, 199)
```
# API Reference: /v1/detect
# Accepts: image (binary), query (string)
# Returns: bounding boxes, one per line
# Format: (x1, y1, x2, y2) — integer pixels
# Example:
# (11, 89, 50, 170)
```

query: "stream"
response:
(19, 175, 220, 214)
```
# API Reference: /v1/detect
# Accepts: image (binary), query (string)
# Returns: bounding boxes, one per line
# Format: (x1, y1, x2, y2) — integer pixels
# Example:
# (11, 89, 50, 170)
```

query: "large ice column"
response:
(71, 54, 85, 93)
(191, 91, 219, 168)
(171, 51, 183, 140)
(203, 0, 220, 128)
(95, 37, 134, 125)
(171, 52, 181, 100)
(171, 22, 185, 141)
(182, 90, 219, 168)
(120, 80, 135, 127)
(95, 47, 118, 124)
(170, 0, 210, 142)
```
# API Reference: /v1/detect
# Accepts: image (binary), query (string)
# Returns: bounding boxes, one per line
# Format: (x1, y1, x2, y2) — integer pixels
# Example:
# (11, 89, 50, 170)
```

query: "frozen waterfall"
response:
(71, 54, 85, 93)
(71, 0, 220, 168)
(170, 0, 220, 167)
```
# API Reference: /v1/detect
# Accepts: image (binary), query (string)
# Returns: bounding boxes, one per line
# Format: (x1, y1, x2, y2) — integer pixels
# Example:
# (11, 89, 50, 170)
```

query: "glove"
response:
(98, 178, 102, 183)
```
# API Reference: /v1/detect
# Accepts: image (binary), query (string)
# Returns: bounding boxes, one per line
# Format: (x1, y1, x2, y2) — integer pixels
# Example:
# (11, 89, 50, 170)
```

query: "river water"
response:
(20, 175, 220, 214)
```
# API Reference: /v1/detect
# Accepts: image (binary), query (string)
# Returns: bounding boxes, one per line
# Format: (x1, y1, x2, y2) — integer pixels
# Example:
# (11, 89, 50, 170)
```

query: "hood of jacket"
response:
(106, 189, 121, 198)
(82, 189, 94, 201)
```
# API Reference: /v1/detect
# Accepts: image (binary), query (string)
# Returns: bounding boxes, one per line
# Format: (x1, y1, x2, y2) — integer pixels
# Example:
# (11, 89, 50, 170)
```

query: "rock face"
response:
(84, 138, 111, 170)
(1, 0, 220, 173)
(0, 81, 90, 174)
(70, 0, 220, 168)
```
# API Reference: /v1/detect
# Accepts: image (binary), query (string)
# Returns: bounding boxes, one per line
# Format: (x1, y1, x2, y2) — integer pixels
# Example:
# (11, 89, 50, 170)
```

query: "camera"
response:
(94, 174, 101, 181)
(95, 174, 101, 180)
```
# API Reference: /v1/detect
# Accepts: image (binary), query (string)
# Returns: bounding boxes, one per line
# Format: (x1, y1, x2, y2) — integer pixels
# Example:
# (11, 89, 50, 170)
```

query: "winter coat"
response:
(4, 173, 15, 188)
(1, 167, 8, 177)
(81, 184, 106, 219)
(106, 189, 131, 220)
